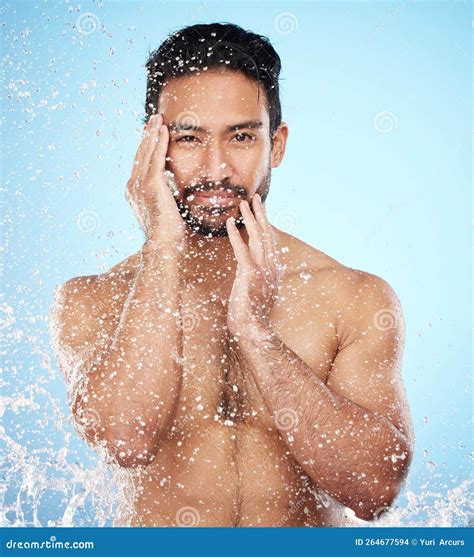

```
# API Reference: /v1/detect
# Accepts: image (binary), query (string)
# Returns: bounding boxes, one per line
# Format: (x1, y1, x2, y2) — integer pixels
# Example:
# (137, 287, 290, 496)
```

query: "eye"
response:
(233, 132, 255, 143)
(175, 135, 199, 143)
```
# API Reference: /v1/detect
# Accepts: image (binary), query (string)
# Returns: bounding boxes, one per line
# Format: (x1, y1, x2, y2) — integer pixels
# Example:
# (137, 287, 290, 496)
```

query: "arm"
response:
(236, 275, 414, 521)
(50, 245, 184, 468)
(50, 114, 186, 468)
(225, 196, 415, 521)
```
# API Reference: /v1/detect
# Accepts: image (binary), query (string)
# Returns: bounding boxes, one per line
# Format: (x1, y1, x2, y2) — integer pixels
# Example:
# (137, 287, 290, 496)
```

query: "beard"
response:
(174, 168, 271, 237)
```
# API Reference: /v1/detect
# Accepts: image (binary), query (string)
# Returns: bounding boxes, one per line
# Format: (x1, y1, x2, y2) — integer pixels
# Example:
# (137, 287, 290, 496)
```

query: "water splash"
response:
(0, 290, 471, 527)
(0, 295, 135, 527)
(346, 477, 473, 528)
(2, 368, 472, 527)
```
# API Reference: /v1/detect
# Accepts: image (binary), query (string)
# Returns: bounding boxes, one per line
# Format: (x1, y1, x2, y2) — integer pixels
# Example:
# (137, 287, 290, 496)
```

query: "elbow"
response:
(338, 431, 415, 522)
(353, 489, 399, 522)
(103, 429, 161, 468)
(353, 462, 413, 522)
(73, 404, 161, 468)
(353, 498, 394, 522)
(109, 442, 159, 468)
(349, 485, 399, 522)
(101, 424, 162, 468)
(352, 449, 414, 522)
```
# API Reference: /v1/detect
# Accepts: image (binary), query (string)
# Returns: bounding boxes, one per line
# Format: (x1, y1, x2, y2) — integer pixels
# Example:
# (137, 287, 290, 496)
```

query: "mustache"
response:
(182, 180, 247, 200)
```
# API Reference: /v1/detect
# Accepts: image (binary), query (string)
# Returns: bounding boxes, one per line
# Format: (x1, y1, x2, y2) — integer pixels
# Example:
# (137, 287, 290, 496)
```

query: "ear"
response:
(270, 122, 289, 169)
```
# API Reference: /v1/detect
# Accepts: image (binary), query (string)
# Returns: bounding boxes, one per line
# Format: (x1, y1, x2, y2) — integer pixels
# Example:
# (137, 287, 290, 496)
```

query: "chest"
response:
(175, 284, 338, 430)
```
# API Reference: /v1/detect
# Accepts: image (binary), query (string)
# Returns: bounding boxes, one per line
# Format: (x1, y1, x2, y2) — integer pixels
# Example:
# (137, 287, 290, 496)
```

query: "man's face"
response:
(158, 69, 275, 237)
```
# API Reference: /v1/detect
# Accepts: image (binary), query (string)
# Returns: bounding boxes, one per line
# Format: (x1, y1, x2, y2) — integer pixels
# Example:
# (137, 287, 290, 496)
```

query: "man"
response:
(50, 23, 414, 527)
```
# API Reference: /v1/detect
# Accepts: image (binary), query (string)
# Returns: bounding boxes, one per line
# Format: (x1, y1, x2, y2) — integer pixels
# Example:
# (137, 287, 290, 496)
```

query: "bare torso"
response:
(63, 230, 364, 527)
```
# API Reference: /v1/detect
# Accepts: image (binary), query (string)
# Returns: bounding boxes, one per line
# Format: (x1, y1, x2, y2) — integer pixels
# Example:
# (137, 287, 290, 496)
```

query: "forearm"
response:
(79, 242, 183, 464)
(238, 324, 411, 520)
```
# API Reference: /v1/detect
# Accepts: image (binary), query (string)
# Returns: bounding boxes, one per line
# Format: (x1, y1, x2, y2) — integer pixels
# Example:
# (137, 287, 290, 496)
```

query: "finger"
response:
(239, 200, 265, 268)
(226, 217, 252, 268)
(130, 114, 162, 185)
(149, 124, 177, 209)
(148, 124, 185, 234)
(251, 193, 272, 270)
(140, 115, 163, 179)
(148, 122, 168, 180)
(252, 194, 279, 272)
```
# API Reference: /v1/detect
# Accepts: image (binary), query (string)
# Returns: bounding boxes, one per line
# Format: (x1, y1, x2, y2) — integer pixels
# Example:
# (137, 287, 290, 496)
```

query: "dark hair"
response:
(144, 22, 282, 142)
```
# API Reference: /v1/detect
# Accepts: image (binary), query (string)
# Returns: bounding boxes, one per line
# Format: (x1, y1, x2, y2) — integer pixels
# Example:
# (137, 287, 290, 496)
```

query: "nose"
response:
(199, 141, 232, 185)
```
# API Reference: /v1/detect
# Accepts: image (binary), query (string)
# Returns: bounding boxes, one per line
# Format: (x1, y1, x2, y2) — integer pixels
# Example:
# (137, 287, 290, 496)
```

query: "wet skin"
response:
(50, 70, 414, 527)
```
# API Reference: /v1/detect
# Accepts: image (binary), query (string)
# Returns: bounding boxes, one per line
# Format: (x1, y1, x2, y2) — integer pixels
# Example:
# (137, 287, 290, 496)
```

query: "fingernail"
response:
(255, 193, 262, 203)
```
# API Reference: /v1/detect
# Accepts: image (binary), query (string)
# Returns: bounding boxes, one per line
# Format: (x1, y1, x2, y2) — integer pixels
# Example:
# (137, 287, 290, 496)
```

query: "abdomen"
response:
(113, 421, 352, 527)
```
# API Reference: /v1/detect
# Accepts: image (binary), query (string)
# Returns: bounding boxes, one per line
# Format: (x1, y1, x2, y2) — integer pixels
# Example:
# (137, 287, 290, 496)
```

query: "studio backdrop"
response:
(1, 0, 471, 528)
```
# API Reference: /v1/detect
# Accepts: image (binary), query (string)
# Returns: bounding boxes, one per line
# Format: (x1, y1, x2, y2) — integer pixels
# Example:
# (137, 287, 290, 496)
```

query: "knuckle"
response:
(253, 265, 264, 279)
(126, 178, 139, 195)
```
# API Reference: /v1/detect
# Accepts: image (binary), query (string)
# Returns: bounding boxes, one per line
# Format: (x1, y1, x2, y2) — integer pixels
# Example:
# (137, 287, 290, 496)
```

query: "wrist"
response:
(231, 318, 276, 347)
(143, 234, 184, 257)
(140, 241, 183, 274)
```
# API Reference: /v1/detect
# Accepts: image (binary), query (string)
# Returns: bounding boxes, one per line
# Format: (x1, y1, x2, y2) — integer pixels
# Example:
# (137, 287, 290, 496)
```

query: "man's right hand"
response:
(126, 113, 186, 248)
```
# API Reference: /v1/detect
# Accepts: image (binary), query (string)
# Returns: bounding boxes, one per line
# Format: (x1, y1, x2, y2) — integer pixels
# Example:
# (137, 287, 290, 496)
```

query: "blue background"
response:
(1, 0, 472, 527)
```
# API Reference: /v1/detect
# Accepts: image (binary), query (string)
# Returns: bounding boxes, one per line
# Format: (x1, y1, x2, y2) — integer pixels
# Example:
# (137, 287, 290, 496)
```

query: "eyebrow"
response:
(168, 119, 263, 133)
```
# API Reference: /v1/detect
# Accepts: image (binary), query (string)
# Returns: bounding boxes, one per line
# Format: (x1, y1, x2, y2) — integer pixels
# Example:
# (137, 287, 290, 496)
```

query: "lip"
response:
(193, 191, 238, 199)
(190, 192, 241, 207)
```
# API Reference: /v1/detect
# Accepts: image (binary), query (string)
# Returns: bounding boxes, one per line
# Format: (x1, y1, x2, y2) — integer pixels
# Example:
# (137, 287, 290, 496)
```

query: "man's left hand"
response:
(225, 194, 284, 340)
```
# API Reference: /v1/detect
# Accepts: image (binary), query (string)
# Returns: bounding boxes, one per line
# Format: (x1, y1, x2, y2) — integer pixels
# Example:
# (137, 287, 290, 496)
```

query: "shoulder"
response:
(278, 229, 402, 312)
(284, 260, 402, 318)
(49, 274, 102, 354)
(278, 232, 404, 346)
(315, 264, 402, 304)
(315, 265, 405, 351)
(49, 252, 140, 350)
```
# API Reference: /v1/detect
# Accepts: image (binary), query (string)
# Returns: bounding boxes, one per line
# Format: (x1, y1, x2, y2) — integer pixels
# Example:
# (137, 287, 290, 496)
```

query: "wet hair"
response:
(144, 22, 282, 143)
